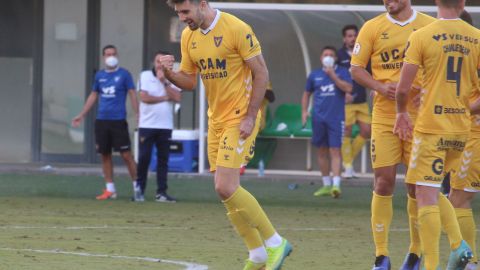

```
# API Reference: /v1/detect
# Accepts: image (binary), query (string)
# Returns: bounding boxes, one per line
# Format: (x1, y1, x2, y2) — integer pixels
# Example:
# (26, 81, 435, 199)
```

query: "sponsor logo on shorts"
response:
(221, 137, 234, 151)
(436, 138, 465, 151)
(224, 154, 230, 161)
(432, 158, 444, 175)
(471, 181, 480, 188)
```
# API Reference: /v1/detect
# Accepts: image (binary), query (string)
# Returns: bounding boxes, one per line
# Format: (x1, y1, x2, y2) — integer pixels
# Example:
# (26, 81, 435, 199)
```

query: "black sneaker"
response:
(155, 193, 176, 203)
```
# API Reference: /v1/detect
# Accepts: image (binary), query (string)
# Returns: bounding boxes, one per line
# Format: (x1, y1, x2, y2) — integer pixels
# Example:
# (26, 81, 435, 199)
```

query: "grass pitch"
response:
(0, 172, 477, 269)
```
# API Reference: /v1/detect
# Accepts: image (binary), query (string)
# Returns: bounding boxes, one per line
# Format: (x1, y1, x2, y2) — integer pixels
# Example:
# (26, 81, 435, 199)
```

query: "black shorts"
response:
(95, 120, 131, 154)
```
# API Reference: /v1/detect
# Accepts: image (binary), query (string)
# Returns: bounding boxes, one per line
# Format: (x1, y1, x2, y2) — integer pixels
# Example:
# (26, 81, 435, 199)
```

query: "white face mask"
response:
(322, 56, 335, 68)
(105, 56, 118, 68)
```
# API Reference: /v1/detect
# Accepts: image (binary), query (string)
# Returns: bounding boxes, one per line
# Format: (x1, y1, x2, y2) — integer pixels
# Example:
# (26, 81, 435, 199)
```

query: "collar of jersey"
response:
(105, 67, 119, 73)
(200, 9, 221, 35)
(386, 9, 417, 26)
(438, 17, 461, 21)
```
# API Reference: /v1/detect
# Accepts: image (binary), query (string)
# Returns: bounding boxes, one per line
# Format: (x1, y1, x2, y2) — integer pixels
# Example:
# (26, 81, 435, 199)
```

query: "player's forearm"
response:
(78, 92, 97, 118)
(471, 98, 480, 115)
(301, 92, 310, 114)
(396, 63, 419, 113)
(129, 90, 139, 115)
(139, 92, 169, 104)
(246, 70, 268, 120)
(351, 66, 383, 93)
(164, 70, 197, 91)
(332, 75, 353, 93)
(166, 86, 181, 103)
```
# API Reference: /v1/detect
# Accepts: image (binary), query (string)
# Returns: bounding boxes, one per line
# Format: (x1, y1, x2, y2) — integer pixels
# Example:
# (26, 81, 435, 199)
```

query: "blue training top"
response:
(337, 46, 367, 104)
(92, 67, 135, 120)
(305, 66, 351, 121)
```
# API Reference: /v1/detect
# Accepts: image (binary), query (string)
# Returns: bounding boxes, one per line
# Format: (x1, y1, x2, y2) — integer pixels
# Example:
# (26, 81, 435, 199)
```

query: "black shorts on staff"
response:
(95, 120, 131, 154)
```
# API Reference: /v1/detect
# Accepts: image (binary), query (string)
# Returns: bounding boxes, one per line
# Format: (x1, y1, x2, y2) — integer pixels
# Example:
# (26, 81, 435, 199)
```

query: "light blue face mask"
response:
(105, 56, 119, 68)
(322, 56, 335, 68)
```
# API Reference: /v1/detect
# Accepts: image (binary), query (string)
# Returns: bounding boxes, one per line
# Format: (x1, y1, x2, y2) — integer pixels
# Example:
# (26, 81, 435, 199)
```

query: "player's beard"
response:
(384, 0, 407, 15)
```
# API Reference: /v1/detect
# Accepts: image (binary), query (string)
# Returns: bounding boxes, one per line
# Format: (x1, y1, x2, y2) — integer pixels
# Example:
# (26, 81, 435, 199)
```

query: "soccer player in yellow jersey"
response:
(448, 10, 479, 270)
(394, 0, 480, 268)
(351, 1, 435, 269)
(160, 1, 291, 269)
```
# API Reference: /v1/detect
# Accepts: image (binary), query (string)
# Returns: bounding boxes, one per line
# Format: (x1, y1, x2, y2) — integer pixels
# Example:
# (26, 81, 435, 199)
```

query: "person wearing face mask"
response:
(302, 46, 353, 199)
(135, 50, 182, 202)
(72, 44, 140, 201)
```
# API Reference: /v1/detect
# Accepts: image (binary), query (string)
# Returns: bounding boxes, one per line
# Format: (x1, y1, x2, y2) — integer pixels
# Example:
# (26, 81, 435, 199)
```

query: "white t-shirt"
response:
(137, 70, 181, 129)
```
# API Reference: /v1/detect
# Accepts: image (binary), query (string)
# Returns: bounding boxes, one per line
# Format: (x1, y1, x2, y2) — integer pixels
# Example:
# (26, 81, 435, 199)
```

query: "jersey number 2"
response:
(446, 56, 463, 97)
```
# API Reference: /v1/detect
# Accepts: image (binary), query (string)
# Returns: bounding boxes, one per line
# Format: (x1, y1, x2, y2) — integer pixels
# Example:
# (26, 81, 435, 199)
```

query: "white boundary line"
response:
(0, 248, 209, 270)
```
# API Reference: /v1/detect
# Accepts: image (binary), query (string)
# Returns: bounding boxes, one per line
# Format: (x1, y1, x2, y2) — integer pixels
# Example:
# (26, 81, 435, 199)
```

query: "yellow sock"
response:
(455, 208, 477, 262)
(407, 195, 421, 256)
(223, 186, 276, 240)
(371, 192, 393, 256)
(418, 205, 441, 270)
(226, 209, 264, 250)
(351, 136, 366, 160)
(438, 193, 462, 249)
(342, 137, 353, 168)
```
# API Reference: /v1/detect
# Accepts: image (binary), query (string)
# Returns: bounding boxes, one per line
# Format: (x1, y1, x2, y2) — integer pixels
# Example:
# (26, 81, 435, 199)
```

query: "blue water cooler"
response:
(149, 130, 199, 172)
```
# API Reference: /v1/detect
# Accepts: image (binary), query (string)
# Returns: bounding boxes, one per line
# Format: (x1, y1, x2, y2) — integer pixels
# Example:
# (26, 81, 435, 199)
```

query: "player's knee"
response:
(215, 183, 235, 200)
(360, 128, 371, 139)
(406, 183, 416, 198)
(374, 176, 395, 196)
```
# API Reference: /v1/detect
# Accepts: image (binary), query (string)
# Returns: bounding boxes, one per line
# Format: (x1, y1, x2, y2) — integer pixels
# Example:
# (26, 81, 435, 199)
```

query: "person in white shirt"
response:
(135, 50, 181, 202)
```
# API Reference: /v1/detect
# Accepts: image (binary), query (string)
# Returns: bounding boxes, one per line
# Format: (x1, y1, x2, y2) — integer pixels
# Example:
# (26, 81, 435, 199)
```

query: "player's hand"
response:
(411, 85, 424, 109)
(302, 111, 310, 127)
(239, 116, 255, 139)
(159, 55, 175, 71)
(71, 115, 83, 128)
(393, 112, 413, 141)
(324, 67, 335, 77)
(345, 93, 354, 104)
(377, 82, 397, 100)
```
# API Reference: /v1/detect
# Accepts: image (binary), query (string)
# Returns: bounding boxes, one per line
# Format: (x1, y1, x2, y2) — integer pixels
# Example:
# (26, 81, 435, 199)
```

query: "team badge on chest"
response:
(214, 36, 223, 47)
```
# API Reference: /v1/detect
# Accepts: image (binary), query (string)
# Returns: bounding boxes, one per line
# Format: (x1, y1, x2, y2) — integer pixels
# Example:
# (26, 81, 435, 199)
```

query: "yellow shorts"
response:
(451, 136, 480, 192)
(345, 102, 371, 126)
(405, 132, 467, 187)
(207, 116, 260, 172)
(371, 122, 411, 168)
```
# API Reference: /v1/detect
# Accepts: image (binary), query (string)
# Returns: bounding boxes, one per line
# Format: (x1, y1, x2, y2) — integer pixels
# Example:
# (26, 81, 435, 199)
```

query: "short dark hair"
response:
(102, 44, 117, 55)
(154, 50, 171, 57)
(321, 46, 337, 55)
(342, 25, 358, 37)
(460, 10, 473, 25)
(439, 0, 462, 8)
(167, 0, 203, 7)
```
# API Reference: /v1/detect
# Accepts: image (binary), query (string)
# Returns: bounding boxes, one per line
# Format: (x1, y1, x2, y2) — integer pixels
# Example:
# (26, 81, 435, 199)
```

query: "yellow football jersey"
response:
(180, 11, 261, 126)
(351, 10, 435, 123)
(470, 91, 480, 138)
(405, 19, 480, 135)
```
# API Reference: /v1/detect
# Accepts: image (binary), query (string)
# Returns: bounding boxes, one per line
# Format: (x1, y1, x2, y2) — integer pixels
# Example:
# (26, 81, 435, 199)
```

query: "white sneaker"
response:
(466, 262, 478, 270)
(343, 166, 356, 179)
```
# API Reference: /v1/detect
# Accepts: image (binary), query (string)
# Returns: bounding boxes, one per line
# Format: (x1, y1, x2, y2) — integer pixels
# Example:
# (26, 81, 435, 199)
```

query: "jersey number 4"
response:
(447, 56, 463, 97)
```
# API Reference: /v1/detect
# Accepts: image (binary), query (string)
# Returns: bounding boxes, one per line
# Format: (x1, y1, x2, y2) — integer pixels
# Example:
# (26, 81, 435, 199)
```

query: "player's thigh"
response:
(451, 136, 480, 192)
(326, 120, 344, 148)
(95, 120, 112, 154)
(207, 126, 221, 172)
(371, 122, 402, 169)
(312, 119, 329, 148)
(216, 117, 261, 170)
(111, 120, 131, 152)
(356, 103, 372, 125)
(406, 132, 464, 188)
(344, 105, 356, 127)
